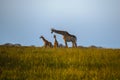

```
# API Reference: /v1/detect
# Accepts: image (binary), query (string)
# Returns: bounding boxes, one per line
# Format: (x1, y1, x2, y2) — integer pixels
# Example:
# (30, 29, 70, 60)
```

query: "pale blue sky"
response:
(0, 0, 120, 48)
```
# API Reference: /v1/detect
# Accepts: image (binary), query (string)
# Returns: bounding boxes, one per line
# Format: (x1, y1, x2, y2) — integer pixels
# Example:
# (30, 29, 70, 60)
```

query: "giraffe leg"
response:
(50, 44, 52, 48)
(49, 43, 51, 48)
(75, 42, 77, 47)
(48, 43, 50, 47)
(65, 41, 68, 48)
(72, 42, 74, 47)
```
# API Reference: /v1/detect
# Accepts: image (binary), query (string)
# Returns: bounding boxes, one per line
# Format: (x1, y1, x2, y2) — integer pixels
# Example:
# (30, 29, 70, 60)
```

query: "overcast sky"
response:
(0, 0, 120, 48)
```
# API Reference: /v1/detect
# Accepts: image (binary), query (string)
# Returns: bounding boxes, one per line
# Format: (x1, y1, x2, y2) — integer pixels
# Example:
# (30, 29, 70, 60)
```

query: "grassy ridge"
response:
(0, 46, 120, 80)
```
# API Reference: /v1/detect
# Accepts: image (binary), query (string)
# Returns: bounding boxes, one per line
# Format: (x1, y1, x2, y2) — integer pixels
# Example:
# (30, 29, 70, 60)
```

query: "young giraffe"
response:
(51, 28, 77, 48)
(53, 35, 59, 48)
(40, 36, 53, 48)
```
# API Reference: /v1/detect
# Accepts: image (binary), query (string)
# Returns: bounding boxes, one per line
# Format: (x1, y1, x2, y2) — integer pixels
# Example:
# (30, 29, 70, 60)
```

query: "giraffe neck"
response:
(41, 37, 47, 42)
(55, 38, 57, 42)
(52, 29, 68, 36)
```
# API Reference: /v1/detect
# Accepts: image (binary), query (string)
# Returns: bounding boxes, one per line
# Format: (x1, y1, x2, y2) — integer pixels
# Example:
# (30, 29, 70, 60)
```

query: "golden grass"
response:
(0, 46, 120, 80)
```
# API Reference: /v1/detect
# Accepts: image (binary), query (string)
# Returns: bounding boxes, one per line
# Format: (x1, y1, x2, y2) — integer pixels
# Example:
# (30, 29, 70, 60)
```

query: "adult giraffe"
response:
(51, 28, 77, 47)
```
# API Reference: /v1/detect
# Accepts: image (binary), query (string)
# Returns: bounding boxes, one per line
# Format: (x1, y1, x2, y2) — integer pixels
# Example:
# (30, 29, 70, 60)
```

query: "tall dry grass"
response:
(0, 46, 120, 80)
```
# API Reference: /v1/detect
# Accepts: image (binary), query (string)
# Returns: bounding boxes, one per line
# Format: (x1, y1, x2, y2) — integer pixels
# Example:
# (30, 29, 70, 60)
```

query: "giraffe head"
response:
(54, 35, 56, 38)
(40, 36, 44, 39)
(51, 28, 55, 33)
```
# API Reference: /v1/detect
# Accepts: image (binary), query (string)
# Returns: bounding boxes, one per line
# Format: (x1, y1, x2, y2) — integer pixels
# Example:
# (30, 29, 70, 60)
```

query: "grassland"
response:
(0, 46, 120, 80)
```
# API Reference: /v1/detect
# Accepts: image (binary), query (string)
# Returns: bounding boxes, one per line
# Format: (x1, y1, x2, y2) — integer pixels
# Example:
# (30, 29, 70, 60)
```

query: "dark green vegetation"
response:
(0, 46, 120, 80)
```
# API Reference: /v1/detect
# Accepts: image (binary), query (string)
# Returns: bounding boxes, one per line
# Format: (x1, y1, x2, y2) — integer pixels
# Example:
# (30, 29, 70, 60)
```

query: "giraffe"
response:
(40, 36, 53, 48)
(53, 35, 59, 48)
(51, 28, 77, 48)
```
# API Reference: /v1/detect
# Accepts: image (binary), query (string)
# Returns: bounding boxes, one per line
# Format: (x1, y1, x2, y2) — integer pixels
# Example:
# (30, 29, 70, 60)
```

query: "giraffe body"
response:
(53, 35, 59, 48)
(51, 28, 77, 47)
(40, 36, 53, 48)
